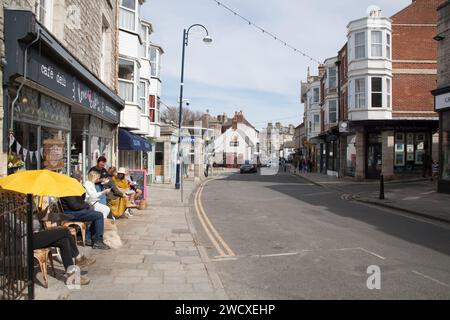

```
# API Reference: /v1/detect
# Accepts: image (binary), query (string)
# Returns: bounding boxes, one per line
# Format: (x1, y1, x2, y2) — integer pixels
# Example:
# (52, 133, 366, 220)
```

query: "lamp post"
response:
(175, 24, 212, 190)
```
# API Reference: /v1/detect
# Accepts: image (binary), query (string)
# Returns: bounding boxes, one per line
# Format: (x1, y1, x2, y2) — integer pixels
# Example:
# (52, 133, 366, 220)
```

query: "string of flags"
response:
(211, 0, 322, 64)
(9, 134, 43, 163)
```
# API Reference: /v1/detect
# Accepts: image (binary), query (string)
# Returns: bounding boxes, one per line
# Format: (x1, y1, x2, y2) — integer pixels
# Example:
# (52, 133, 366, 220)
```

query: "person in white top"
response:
(84, 171, 112, 219)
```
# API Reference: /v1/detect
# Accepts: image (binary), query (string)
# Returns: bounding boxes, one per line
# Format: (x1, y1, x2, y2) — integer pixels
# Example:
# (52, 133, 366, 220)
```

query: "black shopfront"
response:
(3, 10, 124, 177)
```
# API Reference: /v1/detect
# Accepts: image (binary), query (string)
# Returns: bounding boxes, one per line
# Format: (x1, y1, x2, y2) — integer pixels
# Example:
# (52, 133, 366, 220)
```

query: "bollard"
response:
(379, 174, 385, 200)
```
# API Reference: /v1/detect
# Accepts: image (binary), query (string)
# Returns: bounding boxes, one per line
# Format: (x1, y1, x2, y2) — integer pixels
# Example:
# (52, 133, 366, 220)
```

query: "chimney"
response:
(318, 64, 326, 78)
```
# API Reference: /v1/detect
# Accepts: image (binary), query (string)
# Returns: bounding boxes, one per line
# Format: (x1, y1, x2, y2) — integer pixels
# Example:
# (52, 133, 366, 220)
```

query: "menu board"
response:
(43, 139, 65, 171)
(128, 169, 147, 200)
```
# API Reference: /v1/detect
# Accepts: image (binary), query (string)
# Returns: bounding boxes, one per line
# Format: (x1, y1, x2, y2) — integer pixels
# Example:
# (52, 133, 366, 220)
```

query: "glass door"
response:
(366, 133, 382, 179)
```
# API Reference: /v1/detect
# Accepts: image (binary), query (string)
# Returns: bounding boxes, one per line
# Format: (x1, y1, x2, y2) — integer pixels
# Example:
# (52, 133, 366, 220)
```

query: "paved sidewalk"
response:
(35, 177, 228, 300)
(294, 171, 450, 224)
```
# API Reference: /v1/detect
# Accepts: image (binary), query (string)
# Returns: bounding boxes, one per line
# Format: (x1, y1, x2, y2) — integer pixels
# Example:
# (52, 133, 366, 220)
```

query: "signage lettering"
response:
(436, 92, 450, 111)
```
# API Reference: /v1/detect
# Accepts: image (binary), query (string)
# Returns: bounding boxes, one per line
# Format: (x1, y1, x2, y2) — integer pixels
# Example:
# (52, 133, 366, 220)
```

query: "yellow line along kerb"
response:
(195, 179, 236, 258)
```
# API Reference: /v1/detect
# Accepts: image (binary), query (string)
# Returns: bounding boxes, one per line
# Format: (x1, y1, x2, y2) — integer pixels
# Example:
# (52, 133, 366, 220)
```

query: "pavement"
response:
(35, 174, 228, 300)
(195, 170, 450, 299)
(293, 170, 450, 224)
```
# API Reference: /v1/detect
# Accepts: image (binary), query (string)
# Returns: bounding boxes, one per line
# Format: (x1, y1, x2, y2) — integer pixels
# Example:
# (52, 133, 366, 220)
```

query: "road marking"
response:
(195, 179, 236, 258)
(412, 270, 450, 288)
(357, 247, 386, 260)
(194, 183, 227, 257)
(256, 252, 301, 258)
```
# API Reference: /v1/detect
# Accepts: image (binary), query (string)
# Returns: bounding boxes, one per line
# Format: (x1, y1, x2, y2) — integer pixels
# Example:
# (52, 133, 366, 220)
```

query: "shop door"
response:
(367, 139, 382, 179)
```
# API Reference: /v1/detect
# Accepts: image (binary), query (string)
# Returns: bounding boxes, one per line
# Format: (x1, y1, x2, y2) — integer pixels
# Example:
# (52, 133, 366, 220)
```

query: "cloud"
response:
(142, 0, 412, 128)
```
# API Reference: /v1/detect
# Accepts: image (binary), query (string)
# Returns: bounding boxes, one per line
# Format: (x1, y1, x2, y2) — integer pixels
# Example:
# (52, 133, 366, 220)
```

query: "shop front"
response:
(433, 86, 450, 193)
(351, 120, 438, 180)
(118, 128, 152, 170)
(3, 10, 124, 178)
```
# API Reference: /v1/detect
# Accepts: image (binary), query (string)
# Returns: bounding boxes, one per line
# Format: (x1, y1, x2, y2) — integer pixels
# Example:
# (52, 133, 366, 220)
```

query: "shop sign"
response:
(436, 92, 450, 111)
(28, 48, 120, 123)
(43, 139, 65, 170)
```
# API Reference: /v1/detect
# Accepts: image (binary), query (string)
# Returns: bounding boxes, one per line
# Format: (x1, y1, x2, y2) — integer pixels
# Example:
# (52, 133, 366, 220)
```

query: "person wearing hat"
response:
(112, 167, 138, 211)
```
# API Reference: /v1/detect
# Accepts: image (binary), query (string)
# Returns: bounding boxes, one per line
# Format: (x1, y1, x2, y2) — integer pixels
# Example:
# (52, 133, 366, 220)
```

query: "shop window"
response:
(155, 143, 164, 166)
(120, 0, 137, 31)
(118, 58, 135, 102)
(371, 31, 382, 57)
(355, 32, 366, 59)
(371, 77, 382, 108)
(346, 135, 356, 177)
(395, 132, 429, 173)
(442, 112, 450, 181)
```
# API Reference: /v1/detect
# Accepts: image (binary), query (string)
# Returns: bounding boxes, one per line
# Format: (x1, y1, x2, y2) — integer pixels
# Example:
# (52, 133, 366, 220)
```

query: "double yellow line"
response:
(194, 179, 235, 258)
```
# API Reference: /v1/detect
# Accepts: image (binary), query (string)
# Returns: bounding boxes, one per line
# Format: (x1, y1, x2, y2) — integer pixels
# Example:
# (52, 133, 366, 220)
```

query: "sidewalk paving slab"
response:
(35, 175, 228, 300)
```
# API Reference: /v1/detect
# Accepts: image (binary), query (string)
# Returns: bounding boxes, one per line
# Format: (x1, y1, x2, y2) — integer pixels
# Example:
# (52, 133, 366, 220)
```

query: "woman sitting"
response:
(84, 171, 112, 219)
(113, 168, 139, 208)
(105, 167, 129, 219)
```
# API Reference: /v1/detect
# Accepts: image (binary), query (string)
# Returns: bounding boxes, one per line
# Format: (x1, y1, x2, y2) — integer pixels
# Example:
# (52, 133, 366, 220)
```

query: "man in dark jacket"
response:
(60, 196, 110, 250)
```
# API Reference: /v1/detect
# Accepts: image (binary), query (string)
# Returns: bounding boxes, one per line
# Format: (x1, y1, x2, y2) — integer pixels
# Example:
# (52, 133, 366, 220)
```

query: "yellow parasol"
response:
(0, 170, 85, 197)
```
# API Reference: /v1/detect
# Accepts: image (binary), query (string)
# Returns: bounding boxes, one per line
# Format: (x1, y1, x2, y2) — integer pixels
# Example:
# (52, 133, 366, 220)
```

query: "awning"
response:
(119, 129, 152, 152)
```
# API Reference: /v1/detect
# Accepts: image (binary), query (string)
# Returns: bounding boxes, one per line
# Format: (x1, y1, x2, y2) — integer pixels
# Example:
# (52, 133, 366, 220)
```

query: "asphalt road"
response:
(190, 170, 450, 299)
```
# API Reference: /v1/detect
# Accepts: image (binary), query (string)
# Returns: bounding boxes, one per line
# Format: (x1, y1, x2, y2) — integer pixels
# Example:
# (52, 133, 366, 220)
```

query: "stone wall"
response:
(0, 3, 5, 176)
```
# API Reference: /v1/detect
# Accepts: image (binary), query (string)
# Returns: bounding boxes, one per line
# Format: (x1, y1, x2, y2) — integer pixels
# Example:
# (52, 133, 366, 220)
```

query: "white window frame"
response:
(386, 78, 392, 109)
(119, 0, 139, 33)
(355, 78, 366, 109)
(328, 100, 338, 124)
(138, 80, 147, 112)
(36, 0, 53, 31)
(118, 57, 137, 103)
(371, 77, 383, 108)
(328, 67, 337, 89)
(371, 30, 383, 58)
(313, 114, 320, 132)
(355, 32, 366, 59)
(313, 87, 320, 104)
(386, 33, 392, 60)
(149, 46, 160, 78)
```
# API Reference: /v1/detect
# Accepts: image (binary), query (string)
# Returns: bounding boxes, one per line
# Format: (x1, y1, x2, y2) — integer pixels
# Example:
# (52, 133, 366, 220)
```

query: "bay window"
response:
(371, 31, 382, 57)
(138, 80, 146, 111)
(149, 95, 156, 122)
(355, 78, 366, 108)
(120, 0, 137, 31)
(371, 77, 383, 108)
(355, 32, 366, 59)
(313, 88, 320, 103)
(386, 78, 392, 109)
(329, 100, 337, 123)
(149, 46, 160, 78)
(118, 58, 135, 102)
(386, 33, 391, 60)
(313, 115, 320, 132)
(328, 67, 337, 89)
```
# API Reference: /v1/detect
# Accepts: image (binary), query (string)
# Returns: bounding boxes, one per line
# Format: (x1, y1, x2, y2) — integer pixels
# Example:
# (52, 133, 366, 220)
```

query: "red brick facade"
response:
(391, 0, 442, 117)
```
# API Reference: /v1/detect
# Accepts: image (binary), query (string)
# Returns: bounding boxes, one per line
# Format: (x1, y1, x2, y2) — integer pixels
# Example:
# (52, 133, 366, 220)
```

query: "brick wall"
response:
(437, 1, 450, 88)
(391, 0, 441, 116)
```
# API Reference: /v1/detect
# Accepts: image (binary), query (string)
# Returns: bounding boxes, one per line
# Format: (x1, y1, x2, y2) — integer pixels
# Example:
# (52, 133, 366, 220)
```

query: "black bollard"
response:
(379, 174, 385, 200)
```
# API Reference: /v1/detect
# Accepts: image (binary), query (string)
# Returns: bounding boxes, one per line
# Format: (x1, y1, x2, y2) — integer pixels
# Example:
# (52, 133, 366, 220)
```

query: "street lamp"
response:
(175, 24, 213, 190)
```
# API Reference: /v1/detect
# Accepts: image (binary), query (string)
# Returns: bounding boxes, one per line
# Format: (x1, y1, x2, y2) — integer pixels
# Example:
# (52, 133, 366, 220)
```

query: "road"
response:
(189, 170, 450, 299)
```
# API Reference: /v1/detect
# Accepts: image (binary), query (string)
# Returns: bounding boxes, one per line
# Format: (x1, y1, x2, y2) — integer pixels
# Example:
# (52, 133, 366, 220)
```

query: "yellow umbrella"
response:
(0, 170, 85, 197)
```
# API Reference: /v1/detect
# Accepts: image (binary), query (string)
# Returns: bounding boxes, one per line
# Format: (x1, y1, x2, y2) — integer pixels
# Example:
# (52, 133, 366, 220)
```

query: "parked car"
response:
(240, 164, 257, 174)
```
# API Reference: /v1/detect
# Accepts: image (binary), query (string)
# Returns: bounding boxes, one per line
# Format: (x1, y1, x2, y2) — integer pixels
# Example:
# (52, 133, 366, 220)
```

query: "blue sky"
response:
(141, 0, 411, 130)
